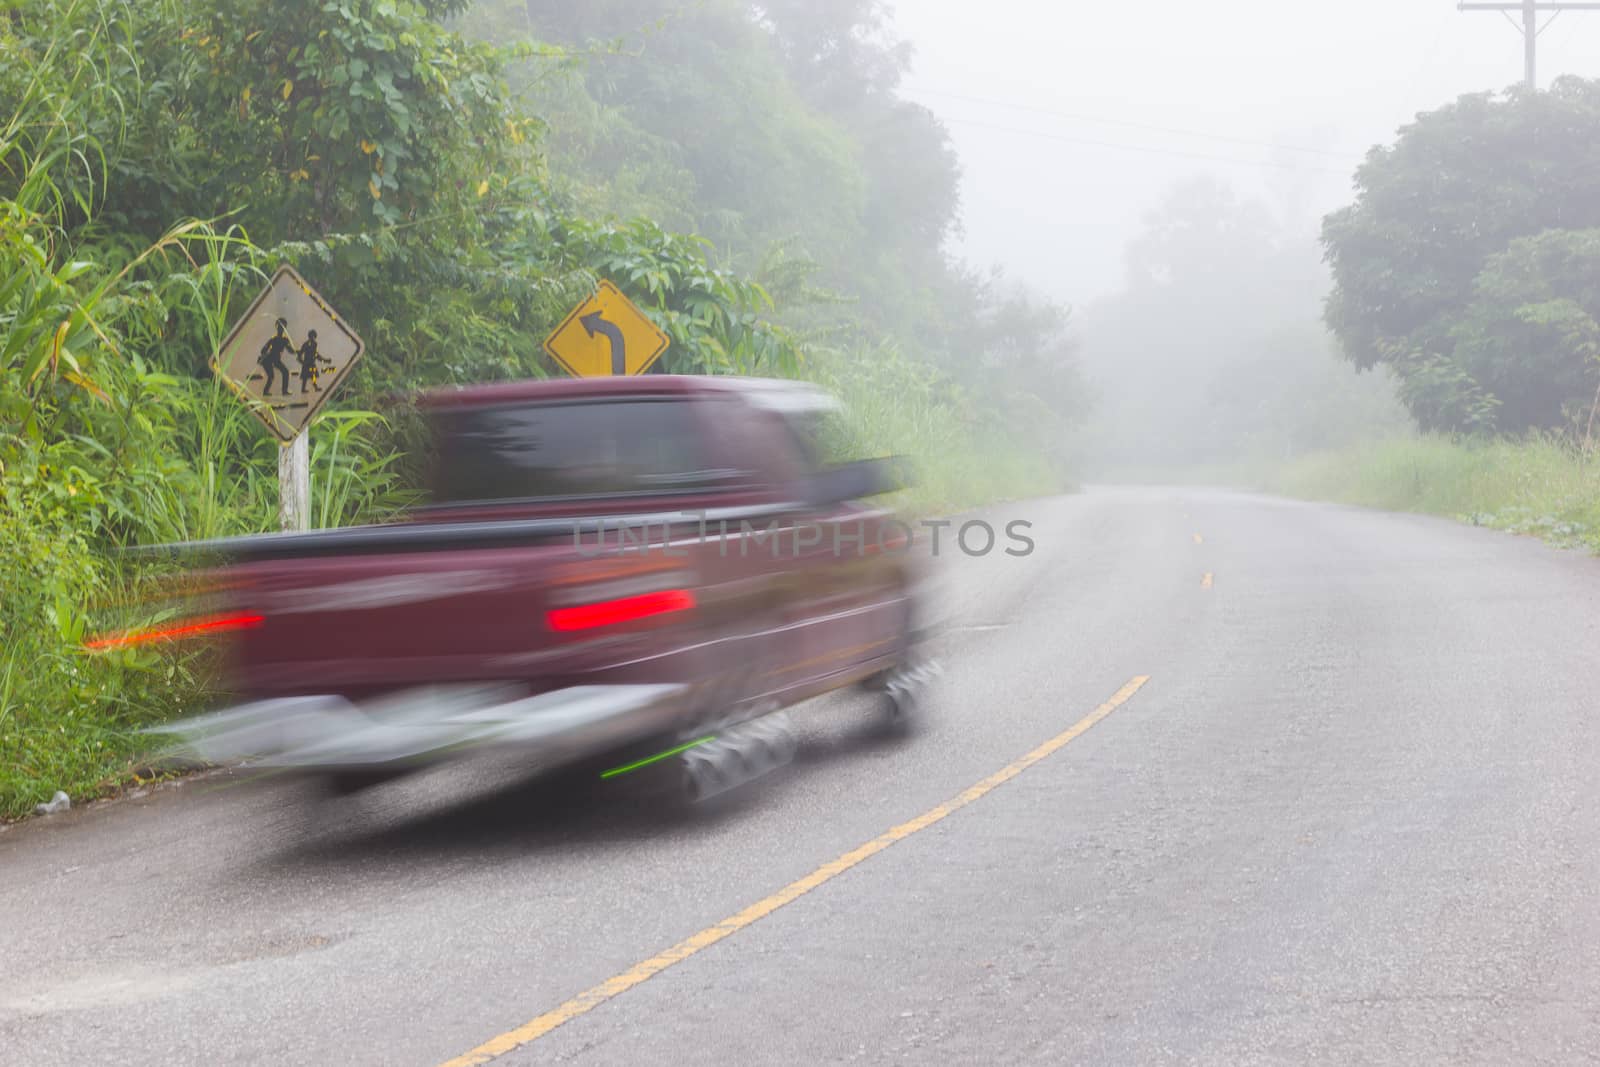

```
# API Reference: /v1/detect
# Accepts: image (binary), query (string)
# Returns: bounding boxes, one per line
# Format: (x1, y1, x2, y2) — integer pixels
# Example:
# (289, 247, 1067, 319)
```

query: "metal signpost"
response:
(212, 266, 366, 531)
(544, 279, 671, 378)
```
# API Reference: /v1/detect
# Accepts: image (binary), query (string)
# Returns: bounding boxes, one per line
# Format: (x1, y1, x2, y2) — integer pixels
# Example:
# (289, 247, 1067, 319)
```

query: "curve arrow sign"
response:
(580, 311, 627, 376)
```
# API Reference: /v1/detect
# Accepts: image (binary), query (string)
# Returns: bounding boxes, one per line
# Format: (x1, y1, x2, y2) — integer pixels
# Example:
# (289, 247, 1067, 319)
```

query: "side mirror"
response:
(804, 457, 912, 506)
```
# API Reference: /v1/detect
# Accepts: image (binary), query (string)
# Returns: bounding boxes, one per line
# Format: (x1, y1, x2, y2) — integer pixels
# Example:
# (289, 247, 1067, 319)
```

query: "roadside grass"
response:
(0, 572, 217, 823)
(1259, 434, 1600, 550)
(806, 345, 1067, 519)
(0, 398, 408, 823)
(0, 655, 197, 823)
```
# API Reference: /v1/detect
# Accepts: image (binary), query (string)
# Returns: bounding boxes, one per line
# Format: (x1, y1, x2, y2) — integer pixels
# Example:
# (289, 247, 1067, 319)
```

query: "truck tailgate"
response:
(215, 538, 711, 700)
(224, 543, 568, 695)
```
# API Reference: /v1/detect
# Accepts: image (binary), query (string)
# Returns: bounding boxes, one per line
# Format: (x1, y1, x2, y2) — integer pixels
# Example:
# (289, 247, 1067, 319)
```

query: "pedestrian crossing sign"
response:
(213, 265, 365, 443)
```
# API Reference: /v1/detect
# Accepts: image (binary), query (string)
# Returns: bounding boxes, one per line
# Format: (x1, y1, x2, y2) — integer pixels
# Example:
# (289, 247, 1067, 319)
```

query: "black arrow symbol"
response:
(580, 311, 626, 376)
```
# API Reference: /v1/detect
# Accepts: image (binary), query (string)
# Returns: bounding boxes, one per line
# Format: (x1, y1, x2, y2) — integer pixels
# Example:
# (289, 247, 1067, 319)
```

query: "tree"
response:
(1452, 229, 1600, 435)
(464, 0, 1075, 471)
(477, 0, 963, 334)
(1321, 77, 1600, 433)
(755, 0, 908, 109)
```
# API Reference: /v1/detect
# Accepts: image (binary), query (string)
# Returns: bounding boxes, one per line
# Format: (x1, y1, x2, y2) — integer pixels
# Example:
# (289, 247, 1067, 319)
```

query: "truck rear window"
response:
(429, 399, 724, 503)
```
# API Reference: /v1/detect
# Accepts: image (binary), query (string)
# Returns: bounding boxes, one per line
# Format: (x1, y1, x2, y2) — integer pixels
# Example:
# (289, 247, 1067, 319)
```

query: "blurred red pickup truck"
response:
(144, 375, 933, 799)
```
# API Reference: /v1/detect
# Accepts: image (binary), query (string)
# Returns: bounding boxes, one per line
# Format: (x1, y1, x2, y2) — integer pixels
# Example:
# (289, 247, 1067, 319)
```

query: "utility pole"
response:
(1458, 2, 1600, 89)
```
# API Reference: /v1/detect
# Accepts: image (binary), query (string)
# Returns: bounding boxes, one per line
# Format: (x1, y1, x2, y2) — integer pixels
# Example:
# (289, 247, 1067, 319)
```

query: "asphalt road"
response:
(8, 487, 1600, 1066)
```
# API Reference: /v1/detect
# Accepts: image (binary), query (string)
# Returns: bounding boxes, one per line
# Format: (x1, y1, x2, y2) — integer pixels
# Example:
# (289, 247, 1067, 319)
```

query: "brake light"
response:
(547, 590, 695, 633)
(84, 612, 265, 651)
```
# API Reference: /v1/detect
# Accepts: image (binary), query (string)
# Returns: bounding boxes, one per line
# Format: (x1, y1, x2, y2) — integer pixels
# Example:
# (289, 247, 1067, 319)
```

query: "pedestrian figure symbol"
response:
(258, 318, 293, 397)
(297, 329, 330, 393)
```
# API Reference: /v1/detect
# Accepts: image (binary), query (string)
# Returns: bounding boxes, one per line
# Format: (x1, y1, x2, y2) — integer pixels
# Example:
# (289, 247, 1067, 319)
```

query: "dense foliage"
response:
(459, 0, 1087, 466)
(1322, 78, 1600, 434)
(1, 0, 1084, 816)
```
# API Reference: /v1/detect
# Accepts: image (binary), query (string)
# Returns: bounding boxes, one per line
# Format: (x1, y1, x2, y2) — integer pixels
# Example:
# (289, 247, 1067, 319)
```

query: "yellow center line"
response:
(437, 675, 1152, 1067)
(1201, 572, 1214, 589)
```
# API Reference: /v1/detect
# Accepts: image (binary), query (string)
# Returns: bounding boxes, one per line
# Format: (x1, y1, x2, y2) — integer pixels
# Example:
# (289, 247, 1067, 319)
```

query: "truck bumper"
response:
(145, 683, 691, 773)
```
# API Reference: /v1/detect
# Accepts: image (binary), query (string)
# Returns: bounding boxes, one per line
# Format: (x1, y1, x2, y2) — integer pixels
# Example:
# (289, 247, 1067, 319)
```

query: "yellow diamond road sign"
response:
(544, 279, 670, 378)
(213, 266, 365, 443)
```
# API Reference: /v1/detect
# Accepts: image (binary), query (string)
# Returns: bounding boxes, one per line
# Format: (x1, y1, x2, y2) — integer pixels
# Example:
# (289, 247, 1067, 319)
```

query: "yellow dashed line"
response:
(437, 675, 1153, 1066)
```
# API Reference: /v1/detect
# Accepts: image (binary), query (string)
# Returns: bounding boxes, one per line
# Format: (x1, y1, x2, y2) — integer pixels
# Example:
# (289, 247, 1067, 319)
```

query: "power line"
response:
(900, 84, 1364, 162)
(929, 113, 1357, 177)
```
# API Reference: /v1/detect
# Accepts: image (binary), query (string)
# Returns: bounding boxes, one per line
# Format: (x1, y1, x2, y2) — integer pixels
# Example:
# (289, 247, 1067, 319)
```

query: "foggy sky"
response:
(891, 0, 1600, 308)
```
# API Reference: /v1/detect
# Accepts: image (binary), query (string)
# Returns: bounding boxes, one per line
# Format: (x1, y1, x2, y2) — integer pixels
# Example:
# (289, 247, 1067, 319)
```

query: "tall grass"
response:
(1263, 433, 1600, 548)
(311, 410, 423, 529)
(0, 3, 416, 817)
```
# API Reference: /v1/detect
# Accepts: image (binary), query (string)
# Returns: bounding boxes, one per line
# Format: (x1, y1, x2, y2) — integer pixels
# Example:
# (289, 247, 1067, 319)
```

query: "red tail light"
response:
(84, 612, 265, 651)
(547, 590, 696, 633)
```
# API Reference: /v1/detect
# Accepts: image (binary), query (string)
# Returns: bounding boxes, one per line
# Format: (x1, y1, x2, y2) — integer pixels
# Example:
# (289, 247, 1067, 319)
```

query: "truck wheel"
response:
(880, 656, 938, 729)
(869, 590, 938, 731)
(679, 711, 797, 803)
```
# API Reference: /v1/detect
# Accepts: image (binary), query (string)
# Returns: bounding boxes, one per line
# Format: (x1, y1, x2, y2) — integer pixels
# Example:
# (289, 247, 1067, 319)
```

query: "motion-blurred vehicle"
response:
(140, 375, 934, 799)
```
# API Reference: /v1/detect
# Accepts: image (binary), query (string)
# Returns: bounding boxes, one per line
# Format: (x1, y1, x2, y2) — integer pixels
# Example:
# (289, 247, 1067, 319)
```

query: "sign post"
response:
(278, 434, 310, 532)
(544, 280, 670, 378)
(212, 266, 365, 532)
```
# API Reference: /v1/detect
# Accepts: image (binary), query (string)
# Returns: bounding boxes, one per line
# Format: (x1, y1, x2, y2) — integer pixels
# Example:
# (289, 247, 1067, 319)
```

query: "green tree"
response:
(462, 0, 1082, 480)
(1322, 77, 1600, 432)
(3, 0, 810, 396)
(474, 0, 963, 333)
(756, 0, 908, 107)
(1452, 229, 1600, 435)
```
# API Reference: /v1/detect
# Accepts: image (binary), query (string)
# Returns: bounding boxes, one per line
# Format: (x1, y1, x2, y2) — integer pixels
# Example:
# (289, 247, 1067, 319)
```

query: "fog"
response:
(882, 1, 1600, 474)
(892, 0, 1600, 304)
